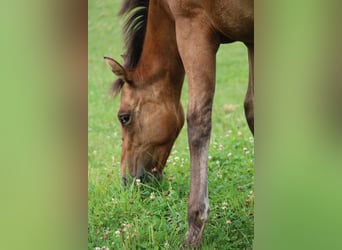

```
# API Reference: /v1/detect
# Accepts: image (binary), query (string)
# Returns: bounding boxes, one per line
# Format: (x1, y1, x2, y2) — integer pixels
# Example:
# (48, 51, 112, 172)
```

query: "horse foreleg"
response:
(244, 44, 254, 135)
(175, 16, 220, 248)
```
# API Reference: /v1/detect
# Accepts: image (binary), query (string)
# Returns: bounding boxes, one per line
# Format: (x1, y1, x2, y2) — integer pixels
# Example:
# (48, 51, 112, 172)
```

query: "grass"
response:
(88, 1, 254, 249)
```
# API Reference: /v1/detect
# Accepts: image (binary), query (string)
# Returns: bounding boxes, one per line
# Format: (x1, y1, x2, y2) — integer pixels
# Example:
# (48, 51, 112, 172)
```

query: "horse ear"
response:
(104, 56, 132, 83)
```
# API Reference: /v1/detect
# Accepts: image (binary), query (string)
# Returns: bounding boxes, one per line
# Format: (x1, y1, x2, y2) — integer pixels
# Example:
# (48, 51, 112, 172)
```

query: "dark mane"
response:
(119, 0, 149, 68)
(111, 0, 149, 95)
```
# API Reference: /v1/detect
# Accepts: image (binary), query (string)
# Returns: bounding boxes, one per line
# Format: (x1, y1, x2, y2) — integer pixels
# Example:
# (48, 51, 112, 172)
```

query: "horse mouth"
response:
(138, 164, 163, 182)
(124, 148, 169, 183)
(130, 158, 164, 183)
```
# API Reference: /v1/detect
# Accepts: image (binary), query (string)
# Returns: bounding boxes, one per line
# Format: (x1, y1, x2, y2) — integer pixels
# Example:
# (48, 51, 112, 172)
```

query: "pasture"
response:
(88, 0, 254, 249)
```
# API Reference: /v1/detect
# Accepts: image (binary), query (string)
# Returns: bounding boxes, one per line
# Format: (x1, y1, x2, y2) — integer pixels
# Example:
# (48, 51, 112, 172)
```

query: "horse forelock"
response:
(119, 0, 149, 69)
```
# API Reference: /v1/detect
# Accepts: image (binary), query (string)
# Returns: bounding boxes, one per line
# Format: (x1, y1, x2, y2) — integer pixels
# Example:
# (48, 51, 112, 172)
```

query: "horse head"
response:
(105, 57, 184, 183)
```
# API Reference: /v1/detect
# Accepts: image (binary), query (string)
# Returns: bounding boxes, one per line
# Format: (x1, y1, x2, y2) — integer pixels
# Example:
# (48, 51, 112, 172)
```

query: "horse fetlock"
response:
(189, 199, 210, 222)
(200, 207, 210, 222)
(196, 202, 210, 222)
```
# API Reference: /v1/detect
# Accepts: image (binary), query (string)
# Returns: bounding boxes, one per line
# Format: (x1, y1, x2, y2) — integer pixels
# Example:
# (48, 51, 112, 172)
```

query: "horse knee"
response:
(187, 106, 212, 147)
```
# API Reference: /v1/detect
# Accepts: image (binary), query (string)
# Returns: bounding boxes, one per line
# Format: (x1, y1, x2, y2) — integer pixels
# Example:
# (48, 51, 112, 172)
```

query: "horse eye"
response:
(118, 114, 131, 126)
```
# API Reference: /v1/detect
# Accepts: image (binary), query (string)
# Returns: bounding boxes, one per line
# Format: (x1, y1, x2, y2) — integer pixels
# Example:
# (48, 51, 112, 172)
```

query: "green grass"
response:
(89, 1, 254, 249)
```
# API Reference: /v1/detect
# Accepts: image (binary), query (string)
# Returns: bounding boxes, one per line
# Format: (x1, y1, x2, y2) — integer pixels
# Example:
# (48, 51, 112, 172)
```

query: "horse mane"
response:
(119, 0, 149, 68)
(112, 0, 149, 95)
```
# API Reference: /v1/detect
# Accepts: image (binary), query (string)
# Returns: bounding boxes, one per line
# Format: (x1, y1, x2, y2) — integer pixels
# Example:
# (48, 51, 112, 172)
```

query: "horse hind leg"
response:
(244, 44, 254, 135)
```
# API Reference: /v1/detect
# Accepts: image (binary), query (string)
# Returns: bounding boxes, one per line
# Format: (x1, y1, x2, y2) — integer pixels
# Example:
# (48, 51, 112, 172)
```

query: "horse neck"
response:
(135, 1, 184, 103)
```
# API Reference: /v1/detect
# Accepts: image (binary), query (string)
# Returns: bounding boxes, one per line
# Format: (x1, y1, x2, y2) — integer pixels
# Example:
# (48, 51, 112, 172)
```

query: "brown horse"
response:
(105, 0, 253, 247)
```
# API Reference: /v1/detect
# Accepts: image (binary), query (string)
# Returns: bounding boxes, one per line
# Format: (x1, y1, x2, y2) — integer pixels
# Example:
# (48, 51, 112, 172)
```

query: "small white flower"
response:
(217, 171, 222, 179)
(150, 192, 155, 201)
(222, 201, 228, 210)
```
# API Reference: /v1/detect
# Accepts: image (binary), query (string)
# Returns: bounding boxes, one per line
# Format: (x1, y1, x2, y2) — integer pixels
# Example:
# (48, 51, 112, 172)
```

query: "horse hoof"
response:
(181, 226, 204, 249)
(181, 239, 202, 249)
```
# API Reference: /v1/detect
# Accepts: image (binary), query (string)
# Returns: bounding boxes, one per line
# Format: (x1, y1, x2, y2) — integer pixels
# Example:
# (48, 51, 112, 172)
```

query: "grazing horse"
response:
(105, 0, 253, 247)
